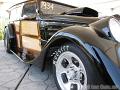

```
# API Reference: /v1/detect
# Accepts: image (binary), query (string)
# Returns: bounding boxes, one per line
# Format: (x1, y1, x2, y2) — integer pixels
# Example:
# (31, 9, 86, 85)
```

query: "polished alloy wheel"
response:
(55, 51, 87, 90)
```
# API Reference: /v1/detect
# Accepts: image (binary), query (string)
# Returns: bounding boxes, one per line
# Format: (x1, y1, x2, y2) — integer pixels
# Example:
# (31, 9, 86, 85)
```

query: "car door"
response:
(20, 1, 41, 60)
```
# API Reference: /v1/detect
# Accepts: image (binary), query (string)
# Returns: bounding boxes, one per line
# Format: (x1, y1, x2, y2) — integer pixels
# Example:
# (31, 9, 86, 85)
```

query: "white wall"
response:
(55, 0, 120, 16)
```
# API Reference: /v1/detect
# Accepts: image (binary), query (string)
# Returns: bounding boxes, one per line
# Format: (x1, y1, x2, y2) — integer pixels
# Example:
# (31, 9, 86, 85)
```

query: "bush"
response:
(0, 30, 3, 40)
(0, 33, 2, 40)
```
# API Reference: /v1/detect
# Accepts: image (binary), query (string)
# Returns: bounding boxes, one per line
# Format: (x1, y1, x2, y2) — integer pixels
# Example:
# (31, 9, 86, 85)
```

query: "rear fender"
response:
(4, 24, 15, 39)
(4, 24, 17, 53)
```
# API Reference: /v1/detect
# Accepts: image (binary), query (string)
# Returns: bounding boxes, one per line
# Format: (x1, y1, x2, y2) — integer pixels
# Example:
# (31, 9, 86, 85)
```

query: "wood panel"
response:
(14, 21, 20, 49)
(14, 21, 20, 32)
(21, 21, 39, 36)
(16, 34, 20, 48)
(19, 20, 42, 61)
(22, 36, 41, 51)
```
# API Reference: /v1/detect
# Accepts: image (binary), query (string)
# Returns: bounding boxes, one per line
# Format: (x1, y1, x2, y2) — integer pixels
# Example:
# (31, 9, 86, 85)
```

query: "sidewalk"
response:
(0, 40, 57, 90)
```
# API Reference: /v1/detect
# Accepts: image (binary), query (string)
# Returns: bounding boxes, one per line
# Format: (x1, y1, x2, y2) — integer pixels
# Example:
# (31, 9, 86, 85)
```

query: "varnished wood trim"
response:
(23, 47, 40, 53)
(22, 34, 40, 39)
(22, 36, 41, 51)
(16, 32, 20, 34)
(21, 21, 39, 36)
(19, 21, 23, 48)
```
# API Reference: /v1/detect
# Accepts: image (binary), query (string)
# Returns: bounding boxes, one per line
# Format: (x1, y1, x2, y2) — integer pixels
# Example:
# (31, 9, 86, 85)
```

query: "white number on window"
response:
(41, 1, 54, 10)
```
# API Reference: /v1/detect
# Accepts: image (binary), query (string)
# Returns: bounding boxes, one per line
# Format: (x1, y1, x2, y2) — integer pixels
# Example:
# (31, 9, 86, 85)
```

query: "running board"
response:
(10, 50, 24, 62)
(10, 50, 33, 64)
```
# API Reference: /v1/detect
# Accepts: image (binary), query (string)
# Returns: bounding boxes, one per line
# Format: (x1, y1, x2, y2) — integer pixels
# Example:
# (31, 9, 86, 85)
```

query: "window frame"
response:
(21, 1, 37, 18)
(9, 4, 23, 21)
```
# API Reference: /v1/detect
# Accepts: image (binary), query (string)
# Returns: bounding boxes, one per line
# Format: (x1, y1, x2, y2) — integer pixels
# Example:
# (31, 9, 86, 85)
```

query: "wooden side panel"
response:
(17, 34, 20, 48)
(22, 36, 41, 51)
(14, 21, 20, 33)
(21, 21, 39, 36)
(21, 20, 41, 53)
(14, 21, 20, 48)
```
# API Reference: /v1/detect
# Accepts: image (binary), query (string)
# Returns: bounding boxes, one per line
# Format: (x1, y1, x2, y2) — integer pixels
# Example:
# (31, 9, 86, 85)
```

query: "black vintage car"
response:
(4, 0, 120, 90)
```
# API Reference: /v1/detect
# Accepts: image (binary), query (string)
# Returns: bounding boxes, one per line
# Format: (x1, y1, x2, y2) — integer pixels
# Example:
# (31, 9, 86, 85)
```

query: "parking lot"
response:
(0, 40, 57, 90)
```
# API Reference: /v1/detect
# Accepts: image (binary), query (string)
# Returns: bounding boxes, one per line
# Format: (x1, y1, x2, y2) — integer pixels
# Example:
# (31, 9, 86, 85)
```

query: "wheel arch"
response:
(4, 24, 17, 53)
(39, 28, 99, 67)
(4, 24, 15, 38)
(35, 31, 109, 80)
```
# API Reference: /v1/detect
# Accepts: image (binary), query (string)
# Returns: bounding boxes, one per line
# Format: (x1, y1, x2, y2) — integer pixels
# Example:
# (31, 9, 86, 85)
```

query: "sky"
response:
(54, 0, 120, 16)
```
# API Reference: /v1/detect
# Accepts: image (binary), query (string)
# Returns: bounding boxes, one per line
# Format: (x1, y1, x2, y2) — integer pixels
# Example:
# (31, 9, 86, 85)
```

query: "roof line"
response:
(9, 0, 77, 10)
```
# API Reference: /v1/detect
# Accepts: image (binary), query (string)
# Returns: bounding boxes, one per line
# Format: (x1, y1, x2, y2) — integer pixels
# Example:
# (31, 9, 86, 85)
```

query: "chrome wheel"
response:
(55, 51, 87, 90)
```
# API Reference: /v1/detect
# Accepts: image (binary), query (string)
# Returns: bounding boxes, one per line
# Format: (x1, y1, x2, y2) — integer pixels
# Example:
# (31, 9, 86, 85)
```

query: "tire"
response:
(52, 43, 105, 90)
(4, 29, 11, 53)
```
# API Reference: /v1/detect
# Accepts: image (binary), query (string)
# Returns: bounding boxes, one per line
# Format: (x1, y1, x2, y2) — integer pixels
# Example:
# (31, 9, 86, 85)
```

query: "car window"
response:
(10, 9, 17, 21)
(10, 4, 23, 21)
(22, 2, 36, 17)
(39, 1, 75, 15)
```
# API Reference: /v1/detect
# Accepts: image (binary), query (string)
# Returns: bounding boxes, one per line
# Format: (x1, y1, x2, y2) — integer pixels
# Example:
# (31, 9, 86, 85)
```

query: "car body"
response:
(4, 0, 120, 89)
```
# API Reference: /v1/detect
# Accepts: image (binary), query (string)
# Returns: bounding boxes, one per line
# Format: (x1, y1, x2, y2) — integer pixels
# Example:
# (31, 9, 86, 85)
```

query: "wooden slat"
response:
(14, 21, 20, 32)
(22, 36, 41, 51)
(21, 21, 39, 36)
(22, 34, 40, 39)
(16, 34, 20, 48)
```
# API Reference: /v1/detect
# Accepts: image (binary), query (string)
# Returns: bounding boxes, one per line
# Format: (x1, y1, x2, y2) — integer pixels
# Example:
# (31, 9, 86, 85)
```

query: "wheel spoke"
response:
(56, 59, 69, 74)
(70, 83, 78, 90)
(56, 59, 68, 74)
(76, 82, 82, 90)
(56, 66, 67, 75)
(64, 81, 73, 90)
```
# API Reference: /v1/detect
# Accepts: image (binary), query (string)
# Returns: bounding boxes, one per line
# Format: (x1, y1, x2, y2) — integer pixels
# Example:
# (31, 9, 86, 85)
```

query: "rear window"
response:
(22, 2, 36, 17)
(40, 1, 76, 15)
(10, 4, 23, 21)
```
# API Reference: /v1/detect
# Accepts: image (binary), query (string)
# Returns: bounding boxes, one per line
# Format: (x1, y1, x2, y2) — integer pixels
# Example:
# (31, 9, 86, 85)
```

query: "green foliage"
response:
(0, 34, 2, 40)
(0, 18, 8, 40)
(0, 30, 3, 40)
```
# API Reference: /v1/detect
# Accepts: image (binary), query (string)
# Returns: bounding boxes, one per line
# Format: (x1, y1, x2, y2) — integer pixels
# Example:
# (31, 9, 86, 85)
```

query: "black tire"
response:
(52, 43, 105, 90)
(4, 29, 11, 53)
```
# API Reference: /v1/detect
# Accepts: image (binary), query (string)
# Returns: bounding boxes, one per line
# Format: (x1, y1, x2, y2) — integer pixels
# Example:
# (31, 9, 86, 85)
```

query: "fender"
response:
(4, 24, 15, 39)
(33, 26, 120, 88)
(4, 24, 17, 53)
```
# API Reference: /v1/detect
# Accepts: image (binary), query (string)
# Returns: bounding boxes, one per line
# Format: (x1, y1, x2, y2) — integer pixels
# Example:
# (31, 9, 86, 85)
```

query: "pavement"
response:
(0, 40, 58, 90)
